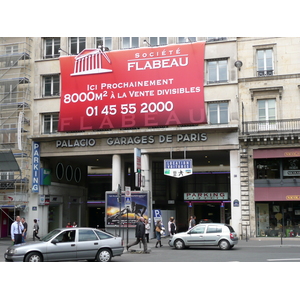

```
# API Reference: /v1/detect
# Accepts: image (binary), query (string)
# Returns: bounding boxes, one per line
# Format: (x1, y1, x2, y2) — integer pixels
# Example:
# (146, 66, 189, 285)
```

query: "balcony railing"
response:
(242, 119, 300, 135)
(257, 69, 274, 77)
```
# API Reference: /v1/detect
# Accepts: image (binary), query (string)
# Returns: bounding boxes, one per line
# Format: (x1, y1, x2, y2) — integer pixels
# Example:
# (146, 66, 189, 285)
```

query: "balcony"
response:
(242, 119, 300, 136)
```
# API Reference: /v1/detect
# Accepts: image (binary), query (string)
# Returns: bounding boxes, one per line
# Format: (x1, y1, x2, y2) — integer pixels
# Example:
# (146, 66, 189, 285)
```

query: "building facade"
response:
(0, 37, 298, 239)
(238, 37, 300, 238)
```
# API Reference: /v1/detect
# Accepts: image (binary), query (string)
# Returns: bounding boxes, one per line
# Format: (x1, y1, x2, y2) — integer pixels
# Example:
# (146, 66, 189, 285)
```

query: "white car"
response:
(5, 227, 124, 262)
(169, 223, 238, 250)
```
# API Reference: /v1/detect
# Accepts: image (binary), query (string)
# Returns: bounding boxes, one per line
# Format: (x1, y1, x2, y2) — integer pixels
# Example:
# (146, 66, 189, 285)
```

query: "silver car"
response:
(169, 223, 238, 250)
(5, 227, 124, 262)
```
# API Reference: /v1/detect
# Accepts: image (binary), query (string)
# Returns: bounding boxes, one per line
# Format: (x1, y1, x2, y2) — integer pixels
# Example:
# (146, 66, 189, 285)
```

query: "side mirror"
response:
(51, 239, 59, 244)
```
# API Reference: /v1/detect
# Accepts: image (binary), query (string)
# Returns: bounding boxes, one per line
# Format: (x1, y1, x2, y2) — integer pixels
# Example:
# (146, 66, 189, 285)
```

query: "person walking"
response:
(21, 217, 28, 243)
(170, 218, 176, 237)
(127, 217, 148, 253)
(155, 220, 163, 248)
(188, 215, 195, 229)
(33, 219, 40, 241)
(168, 217, 176, 237)
(11, 215, 24, 245)
(145, 219, 150, 243)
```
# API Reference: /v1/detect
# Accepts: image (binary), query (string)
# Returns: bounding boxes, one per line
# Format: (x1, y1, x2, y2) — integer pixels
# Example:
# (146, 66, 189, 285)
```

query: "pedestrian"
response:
(168, 217, 175, 237)
(127, 217, 148, 253)
(21, 217, 28, 243)
(170, 218, 176, 237)
(155, 220, 163, 248)
(72, 222, 77, 227)
(66, 222, 72, 228)
(11, 215, 24, 245)
(145, 219, 150, 243)
(33, 219, 40, 241)
(188, 215, 195, 229)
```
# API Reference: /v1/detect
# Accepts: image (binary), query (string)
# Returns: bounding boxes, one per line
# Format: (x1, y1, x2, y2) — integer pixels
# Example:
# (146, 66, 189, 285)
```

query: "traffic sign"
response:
(164, 159, 193, 178)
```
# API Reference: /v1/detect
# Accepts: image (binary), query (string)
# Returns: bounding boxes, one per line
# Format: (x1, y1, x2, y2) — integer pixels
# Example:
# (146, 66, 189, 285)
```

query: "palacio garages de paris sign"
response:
(58, 42, 207, 131)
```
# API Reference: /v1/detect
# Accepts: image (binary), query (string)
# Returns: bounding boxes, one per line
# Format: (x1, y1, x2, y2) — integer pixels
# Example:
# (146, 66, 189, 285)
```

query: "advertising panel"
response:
(58, 42, 206, 131)
(106, 191, 148, 227)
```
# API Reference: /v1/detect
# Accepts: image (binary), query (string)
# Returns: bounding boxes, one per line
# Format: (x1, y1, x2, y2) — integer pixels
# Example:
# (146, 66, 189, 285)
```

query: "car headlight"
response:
(7, 249, 17, 255)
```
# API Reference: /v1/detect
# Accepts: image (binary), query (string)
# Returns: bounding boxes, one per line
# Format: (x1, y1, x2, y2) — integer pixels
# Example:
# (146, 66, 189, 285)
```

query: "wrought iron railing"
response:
(242, 118, 300, 135)
(257, 69, 274, 76)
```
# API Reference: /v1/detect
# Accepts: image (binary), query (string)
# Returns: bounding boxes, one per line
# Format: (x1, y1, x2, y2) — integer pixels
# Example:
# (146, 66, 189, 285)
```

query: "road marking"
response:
(267, 258, 300, 261)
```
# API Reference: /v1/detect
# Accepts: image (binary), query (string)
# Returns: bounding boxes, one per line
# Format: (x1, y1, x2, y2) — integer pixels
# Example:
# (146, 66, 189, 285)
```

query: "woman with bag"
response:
(155, 220, 163, 248)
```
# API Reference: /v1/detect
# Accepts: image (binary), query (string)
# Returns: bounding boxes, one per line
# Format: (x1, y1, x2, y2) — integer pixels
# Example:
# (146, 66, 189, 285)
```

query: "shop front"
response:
(254, 148, 300, 237)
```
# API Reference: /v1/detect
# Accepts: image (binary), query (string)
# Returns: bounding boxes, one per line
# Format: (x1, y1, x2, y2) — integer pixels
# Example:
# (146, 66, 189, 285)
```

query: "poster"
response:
(106, 191, 148, 227)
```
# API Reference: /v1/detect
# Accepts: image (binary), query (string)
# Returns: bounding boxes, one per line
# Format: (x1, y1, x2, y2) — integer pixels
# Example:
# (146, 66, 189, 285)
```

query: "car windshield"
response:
(41, 229, 62, 242)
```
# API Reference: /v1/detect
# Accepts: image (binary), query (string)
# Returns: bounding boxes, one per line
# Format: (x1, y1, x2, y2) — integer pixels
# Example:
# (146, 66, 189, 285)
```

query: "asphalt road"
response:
(1, 237, 300, 262)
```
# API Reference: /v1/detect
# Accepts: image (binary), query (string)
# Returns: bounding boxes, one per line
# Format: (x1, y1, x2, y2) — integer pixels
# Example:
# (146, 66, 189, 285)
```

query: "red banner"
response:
(58, 42, 206, 131)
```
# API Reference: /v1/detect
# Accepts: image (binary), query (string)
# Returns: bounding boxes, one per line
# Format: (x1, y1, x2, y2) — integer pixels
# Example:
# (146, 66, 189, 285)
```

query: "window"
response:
(78, 229, 98, 242)
(5, 45, 18, 67)
(257, 49, 274, 76)
(122, 37, 139, 49)
(148, 37, 167, 46)
(44, 38, 60, 59)
(1, 123, 16, 144)
(43, 113, 59, 134)
(43, 75, 60, 97)
(95, 231, 112, 240)
(206, 225, 222, 233)
(207, 59, 228, 83)
(95, 37, 112, 51)
(207, 37, 227, 42)
(0, 172, 14, 180)
(255, 158, 300, 179)
(255, 158, 280, 179)
(6, 45, 18, 54)
(0, 83, 17, 103)
(258, 99, 276, 121)
(178, 37, 196, 43)
(69, 37, 86, 55)
(283, 158, 300, 178)
(208, 102, 228, 124)
(55, 230, 76, 243)
(190, 226, 205, 234)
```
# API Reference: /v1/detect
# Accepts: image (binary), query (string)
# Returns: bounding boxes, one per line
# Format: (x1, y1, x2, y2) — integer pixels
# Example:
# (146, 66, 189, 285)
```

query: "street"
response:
(1, 237, 300, 262)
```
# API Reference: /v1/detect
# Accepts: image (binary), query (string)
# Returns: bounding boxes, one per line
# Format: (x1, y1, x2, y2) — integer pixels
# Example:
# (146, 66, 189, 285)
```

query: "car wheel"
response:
(25, 252, 43, 262)
(174, 239, 185, 250)
(97, 248, 112, 262)
(219, 240, 230, 250)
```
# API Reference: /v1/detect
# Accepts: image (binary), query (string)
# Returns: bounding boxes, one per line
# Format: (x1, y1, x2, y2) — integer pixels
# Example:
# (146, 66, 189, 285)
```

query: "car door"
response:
(204, 225, 223, 245)
(76, 229, 100, 260)
(46, 229, 77, 261)
(185, 225, 206, 246)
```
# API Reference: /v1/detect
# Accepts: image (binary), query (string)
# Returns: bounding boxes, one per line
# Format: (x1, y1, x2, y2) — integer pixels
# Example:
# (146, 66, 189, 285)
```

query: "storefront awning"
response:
(0, 150, 21, 172)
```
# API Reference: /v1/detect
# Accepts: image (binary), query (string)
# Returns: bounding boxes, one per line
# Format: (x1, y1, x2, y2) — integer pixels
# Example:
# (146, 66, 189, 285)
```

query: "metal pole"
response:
(126, 210, 129, 246)
(119, 201, 121, 237)
(281, 207, 284, 245)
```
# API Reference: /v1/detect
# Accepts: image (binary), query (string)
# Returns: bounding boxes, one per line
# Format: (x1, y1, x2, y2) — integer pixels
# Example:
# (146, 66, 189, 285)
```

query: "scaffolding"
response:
(0, 37, 31, 216)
